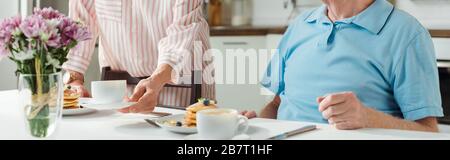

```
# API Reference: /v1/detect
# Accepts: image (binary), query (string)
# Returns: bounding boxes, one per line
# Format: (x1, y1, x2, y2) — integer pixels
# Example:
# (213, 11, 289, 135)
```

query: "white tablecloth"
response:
(1, 90, 450, 140)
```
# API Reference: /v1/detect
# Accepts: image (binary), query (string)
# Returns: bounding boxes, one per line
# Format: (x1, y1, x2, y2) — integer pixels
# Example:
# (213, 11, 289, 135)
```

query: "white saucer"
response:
(184, 134, 251, 140)
(154, 114, 197, 134)
(63, 107, 97, 116)
(79, 98, 135, 109)
(79, 98, 124, 105)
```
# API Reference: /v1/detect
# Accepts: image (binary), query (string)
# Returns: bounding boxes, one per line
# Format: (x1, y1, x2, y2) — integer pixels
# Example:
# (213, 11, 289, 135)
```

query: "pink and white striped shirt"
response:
(63, 0, 215, 107)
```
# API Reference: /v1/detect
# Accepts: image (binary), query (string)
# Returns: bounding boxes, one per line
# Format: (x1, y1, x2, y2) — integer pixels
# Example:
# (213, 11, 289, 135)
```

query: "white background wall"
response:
(396, 0, 450, 29)
(251, 0, 321, 26)
(0, 0, 18, 17)
(251, 0, 450, 27)
(0, 0, 20, 90)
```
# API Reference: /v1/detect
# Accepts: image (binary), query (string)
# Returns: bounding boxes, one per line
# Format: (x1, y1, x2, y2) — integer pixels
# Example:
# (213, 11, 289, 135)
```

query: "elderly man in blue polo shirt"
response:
(242, 0, 444, 132)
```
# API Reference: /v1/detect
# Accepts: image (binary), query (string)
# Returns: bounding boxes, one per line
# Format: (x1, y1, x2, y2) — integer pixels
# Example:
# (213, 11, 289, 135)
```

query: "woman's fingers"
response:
(119, 92, 157, 113)
(72, 85, 91, 98)
(129, 85, 146, 102)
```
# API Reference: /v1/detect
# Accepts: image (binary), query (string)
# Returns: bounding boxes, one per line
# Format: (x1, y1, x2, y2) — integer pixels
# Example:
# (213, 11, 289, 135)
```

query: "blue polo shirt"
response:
(261, 0, 444, 123)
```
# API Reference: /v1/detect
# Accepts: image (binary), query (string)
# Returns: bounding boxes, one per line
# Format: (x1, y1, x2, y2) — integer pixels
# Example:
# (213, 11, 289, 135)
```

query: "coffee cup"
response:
(91, 80, 126, 104)
(196, 108, 249, 140)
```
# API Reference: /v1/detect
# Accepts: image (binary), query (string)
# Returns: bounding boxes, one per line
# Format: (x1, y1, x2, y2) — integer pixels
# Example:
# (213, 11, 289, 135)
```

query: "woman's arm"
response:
(62, 0, 100, 75)
(156, 0, 209, 84)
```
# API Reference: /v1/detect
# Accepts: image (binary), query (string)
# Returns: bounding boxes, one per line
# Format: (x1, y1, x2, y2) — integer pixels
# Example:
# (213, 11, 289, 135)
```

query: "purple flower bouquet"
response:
(0, 7, 91, 138)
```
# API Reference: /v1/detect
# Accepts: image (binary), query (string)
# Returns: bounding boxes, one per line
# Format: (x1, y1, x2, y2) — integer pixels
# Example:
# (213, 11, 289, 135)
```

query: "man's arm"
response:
(260, 96, 281, 119)
(318, 92, 439, 132)
(365, 107, 439, 132)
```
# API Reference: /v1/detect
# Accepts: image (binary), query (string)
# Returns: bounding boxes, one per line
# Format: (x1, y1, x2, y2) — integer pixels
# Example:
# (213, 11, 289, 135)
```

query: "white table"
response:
(1, 90, 450, 140)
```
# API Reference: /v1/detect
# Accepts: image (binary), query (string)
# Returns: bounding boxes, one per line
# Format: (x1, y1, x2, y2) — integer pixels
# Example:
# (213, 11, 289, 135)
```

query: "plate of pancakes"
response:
(62, 85, 96, 116)
(154, 98, 216, 134)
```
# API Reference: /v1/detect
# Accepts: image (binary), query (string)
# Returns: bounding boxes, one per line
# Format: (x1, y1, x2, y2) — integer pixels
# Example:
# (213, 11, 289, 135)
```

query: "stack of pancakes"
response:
(185, 99, 216, 127)
(63, 86, 81, 109)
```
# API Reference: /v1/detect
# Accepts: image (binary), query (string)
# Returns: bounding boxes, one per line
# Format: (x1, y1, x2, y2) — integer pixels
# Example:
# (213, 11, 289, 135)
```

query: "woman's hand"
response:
(69, 80, 91, 97)
(118, 64, 173, 114)
(118, 77, 162, 114)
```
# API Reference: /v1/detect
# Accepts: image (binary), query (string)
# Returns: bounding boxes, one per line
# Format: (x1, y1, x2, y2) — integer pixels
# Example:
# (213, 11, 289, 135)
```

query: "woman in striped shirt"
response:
(63, 0, 214, 113)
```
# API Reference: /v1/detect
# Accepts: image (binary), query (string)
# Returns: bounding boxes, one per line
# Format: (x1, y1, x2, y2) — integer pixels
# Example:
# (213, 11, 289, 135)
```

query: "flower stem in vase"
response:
(27, 48, 51, 138)
(28, 104, 50, 138)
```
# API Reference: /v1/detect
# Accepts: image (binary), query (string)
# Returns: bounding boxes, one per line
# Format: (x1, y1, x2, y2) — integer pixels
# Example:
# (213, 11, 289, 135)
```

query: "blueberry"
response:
(203, 99, 210, 106)
(176, 121, 182, 127)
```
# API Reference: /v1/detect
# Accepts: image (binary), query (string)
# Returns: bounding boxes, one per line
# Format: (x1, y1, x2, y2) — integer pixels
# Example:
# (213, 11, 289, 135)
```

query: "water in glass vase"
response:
(25, 105, 60, 138)
(19, 73, 63, 139)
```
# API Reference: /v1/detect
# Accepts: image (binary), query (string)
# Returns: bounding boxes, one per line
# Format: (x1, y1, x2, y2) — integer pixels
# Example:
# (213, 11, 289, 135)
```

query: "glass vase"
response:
(18, 72, 63, 138)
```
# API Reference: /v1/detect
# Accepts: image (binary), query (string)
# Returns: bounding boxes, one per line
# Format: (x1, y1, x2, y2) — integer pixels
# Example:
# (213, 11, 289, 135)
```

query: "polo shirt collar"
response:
(305, 5, 328, 24)
(305, 0, 394, 35)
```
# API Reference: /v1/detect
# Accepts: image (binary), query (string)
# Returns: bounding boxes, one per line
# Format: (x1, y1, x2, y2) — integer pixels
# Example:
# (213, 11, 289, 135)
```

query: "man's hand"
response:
(240, 110, 257, 119)
(69, 80, 91, 97)
(118, 64, 173, 114)
(317, 92, 368, 130)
